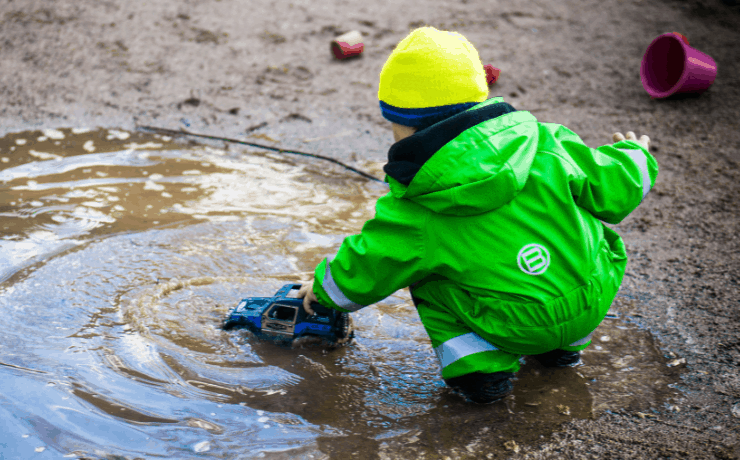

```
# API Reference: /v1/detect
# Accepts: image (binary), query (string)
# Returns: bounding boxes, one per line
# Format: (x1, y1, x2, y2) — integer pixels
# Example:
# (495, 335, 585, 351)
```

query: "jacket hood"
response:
(383, 97, 540, 216)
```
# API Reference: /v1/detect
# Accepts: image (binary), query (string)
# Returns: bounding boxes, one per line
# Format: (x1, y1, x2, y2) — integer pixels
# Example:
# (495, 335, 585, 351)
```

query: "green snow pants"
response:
(411, 273, 621, 380)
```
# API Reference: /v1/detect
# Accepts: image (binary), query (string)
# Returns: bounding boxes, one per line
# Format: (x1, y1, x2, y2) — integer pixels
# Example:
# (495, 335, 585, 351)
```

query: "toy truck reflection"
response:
(223, 284, 353, 343)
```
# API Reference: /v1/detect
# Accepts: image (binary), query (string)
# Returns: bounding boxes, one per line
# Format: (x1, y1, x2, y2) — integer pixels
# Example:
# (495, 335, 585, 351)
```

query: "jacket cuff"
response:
(313, 258, 353, 313)
(613, 140, 654, 200)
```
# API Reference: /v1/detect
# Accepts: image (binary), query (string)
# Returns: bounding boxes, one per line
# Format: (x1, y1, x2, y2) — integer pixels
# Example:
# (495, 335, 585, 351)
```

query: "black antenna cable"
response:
(137, 126, 384, 183)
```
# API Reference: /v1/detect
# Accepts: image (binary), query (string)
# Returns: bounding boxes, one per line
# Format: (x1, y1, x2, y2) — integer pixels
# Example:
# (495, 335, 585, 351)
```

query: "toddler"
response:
(299, 26, 658, 403)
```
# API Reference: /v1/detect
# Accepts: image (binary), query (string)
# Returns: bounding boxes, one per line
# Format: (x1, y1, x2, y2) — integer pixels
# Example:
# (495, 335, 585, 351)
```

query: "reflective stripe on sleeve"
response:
(619, 148, 651, 199)
(433, 332, 499, 369)
(568, 331, 594, 347)
(321, 257, 365, 312)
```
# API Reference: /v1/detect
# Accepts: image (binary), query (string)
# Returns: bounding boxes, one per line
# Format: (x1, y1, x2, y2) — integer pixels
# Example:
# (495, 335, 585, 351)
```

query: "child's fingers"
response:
(614, 131, 651, 150)
(303, 295, 315, 315)
(300, 280, 317, 315)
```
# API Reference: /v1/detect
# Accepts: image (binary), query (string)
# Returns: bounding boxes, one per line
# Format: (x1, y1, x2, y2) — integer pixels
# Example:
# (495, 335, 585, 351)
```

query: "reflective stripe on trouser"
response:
(415, 299, 521, 380)
(560, 330, 595, 352)
(434, 332, 499, 368)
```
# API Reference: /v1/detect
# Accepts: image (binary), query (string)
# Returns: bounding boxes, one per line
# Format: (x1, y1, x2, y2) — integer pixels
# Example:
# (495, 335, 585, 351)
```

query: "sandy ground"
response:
(1, 0, 740, 457)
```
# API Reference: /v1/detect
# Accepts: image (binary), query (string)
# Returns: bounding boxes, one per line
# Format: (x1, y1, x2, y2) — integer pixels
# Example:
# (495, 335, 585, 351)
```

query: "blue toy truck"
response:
(223, 284, 353, 344)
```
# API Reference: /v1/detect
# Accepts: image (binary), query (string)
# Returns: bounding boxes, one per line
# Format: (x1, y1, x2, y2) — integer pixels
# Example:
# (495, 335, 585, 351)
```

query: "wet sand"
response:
(1, 0, 740, 458)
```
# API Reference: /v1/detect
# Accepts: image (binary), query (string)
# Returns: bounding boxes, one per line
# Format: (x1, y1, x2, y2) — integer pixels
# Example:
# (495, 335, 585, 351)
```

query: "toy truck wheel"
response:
(333, 313, 354, 343)
(223, 317, 247, 331)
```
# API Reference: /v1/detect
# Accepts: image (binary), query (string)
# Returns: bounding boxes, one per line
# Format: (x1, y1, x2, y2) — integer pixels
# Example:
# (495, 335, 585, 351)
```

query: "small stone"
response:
(557, 404, 571, 415)
(731, 403, 740, 418)
(667, 358, 686, 367)
(503, 440, 520, 453)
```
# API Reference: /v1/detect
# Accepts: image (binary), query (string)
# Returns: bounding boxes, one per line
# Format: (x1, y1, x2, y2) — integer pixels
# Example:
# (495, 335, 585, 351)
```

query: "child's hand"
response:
(613, 131, 650, 151)
(298, 279, 318, 315)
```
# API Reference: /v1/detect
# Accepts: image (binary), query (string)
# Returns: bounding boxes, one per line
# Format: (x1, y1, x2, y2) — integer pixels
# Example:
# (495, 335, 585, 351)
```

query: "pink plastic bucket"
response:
(640, 32, 718, 98)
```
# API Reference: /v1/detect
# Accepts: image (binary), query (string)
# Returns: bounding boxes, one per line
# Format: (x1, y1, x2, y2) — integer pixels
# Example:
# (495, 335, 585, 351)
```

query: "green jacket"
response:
(312, 97, 658, 352)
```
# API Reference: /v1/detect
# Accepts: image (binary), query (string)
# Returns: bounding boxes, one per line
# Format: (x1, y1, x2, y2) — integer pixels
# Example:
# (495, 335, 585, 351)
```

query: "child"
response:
(298, 26, 658, 403)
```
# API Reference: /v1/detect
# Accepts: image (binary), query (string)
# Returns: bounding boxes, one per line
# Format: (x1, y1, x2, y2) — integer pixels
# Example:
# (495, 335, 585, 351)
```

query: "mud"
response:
(0, 129, 682, 458)
(1, 0, 739, 458)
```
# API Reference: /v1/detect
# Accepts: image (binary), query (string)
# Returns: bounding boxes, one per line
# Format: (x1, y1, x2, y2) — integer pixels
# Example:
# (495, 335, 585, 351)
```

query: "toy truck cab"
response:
(261, 301, 300, 338)
(223, 284, 353, 344)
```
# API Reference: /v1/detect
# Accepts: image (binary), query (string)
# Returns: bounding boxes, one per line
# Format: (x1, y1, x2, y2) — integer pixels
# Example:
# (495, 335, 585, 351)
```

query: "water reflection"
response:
(0, 128, 680, 458)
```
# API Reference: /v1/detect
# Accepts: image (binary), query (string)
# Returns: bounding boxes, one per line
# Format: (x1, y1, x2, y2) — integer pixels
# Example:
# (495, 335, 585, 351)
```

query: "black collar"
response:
(384, 102, 517, 186)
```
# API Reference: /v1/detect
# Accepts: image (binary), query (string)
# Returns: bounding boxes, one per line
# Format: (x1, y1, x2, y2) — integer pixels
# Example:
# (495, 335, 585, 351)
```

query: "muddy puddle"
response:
(0, 128, 682, 459)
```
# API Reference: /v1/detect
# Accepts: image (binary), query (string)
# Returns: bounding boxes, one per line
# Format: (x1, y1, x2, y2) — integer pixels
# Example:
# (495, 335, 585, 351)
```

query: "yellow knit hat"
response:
(378, 27, 488, 128)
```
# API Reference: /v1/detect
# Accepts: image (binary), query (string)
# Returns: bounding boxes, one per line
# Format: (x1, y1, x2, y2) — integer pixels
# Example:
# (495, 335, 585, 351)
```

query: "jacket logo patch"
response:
(517, 243, 550, 275)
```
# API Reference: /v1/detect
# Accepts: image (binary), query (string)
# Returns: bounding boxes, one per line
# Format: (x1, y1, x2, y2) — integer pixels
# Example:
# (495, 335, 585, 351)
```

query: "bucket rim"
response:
(640, 32, 691, 99)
